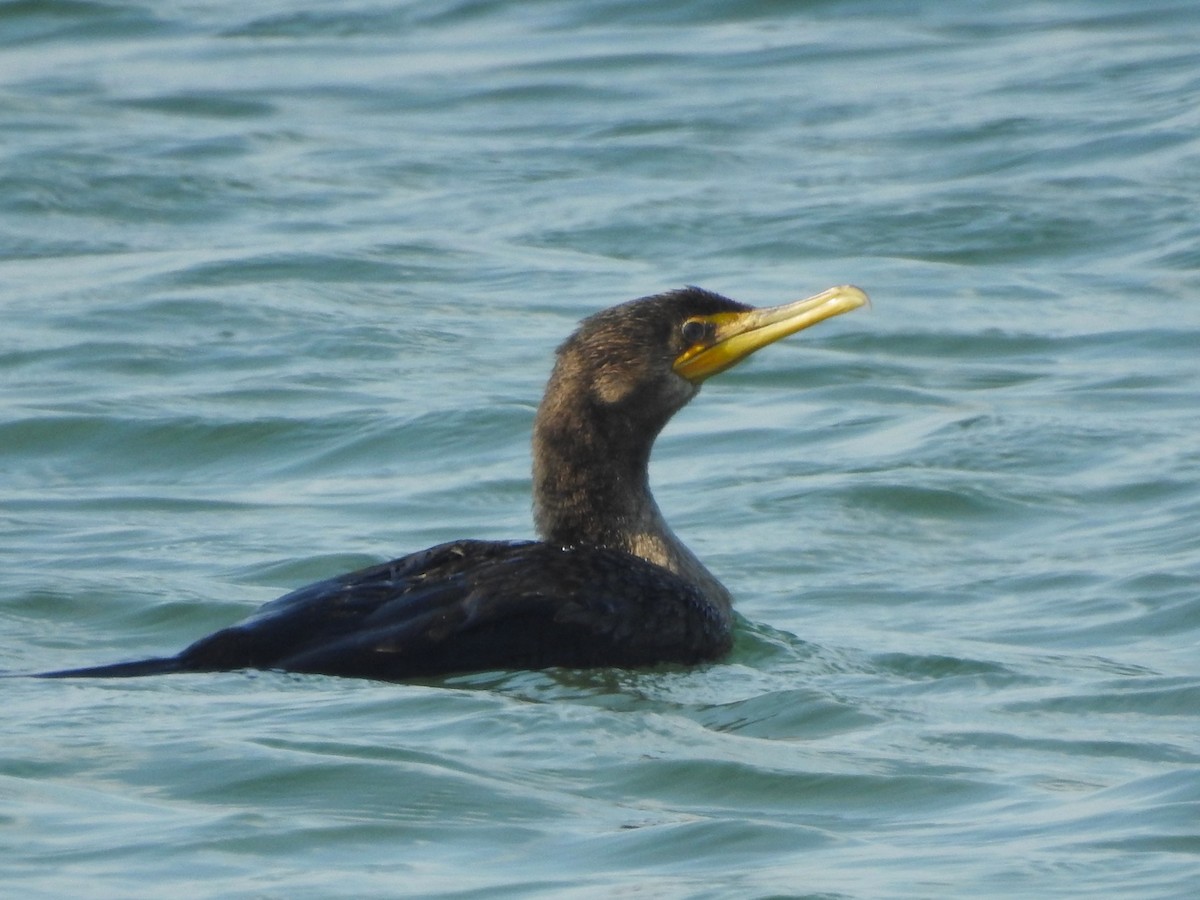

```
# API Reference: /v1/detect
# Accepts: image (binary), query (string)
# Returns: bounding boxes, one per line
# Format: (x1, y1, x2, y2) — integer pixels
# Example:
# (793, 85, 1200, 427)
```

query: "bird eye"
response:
(680, 319, 710, 344)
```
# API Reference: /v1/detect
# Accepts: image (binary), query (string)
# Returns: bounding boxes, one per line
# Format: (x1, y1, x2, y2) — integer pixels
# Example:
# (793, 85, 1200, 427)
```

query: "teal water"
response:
(2, 0, 1199, 896)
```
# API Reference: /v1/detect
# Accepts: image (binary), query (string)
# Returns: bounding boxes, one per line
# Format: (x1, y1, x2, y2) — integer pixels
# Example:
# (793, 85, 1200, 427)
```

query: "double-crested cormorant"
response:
(39, 285, 867, 682)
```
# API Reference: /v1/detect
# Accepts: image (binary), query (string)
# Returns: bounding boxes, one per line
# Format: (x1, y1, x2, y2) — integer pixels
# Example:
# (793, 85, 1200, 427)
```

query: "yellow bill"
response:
(673, 284, 868, 383)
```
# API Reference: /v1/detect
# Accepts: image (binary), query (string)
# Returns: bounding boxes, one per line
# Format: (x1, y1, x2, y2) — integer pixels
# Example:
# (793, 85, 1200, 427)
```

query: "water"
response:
(2, 0, 1198, 896)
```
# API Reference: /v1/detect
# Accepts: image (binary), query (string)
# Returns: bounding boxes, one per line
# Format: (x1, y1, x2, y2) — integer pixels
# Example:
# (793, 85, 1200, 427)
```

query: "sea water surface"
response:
(2, 1, 1198, 897)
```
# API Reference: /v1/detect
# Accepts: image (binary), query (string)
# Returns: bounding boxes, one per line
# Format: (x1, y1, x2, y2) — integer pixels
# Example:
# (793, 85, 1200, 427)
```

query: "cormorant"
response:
(38, 285, 867, 682)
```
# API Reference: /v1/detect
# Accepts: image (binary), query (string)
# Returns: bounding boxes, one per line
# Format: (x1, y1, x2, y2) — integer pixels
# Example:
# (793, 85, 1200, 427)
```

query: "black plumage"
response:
(38, 284, 866, 682)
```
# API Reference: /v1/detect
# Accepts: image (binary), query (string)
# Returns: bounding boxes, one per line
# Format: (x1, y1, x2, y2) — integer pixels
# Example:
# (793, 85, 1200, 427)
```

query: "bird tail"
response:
(34, 656, 185, 679)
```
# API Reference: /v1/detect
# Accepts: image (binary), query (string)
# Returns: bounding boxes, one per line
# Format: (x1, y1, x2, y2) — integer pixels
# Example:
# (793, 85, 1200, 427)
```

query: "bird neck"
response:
(531, 380, 731, 613)
(532, 398, 657, 548)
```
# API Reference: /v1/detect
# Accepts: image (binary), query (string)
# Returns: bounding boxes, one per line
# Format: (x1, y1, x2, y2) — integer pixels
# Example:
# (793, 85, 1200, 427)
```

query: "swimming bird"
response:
(39, 285, 867, 682)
